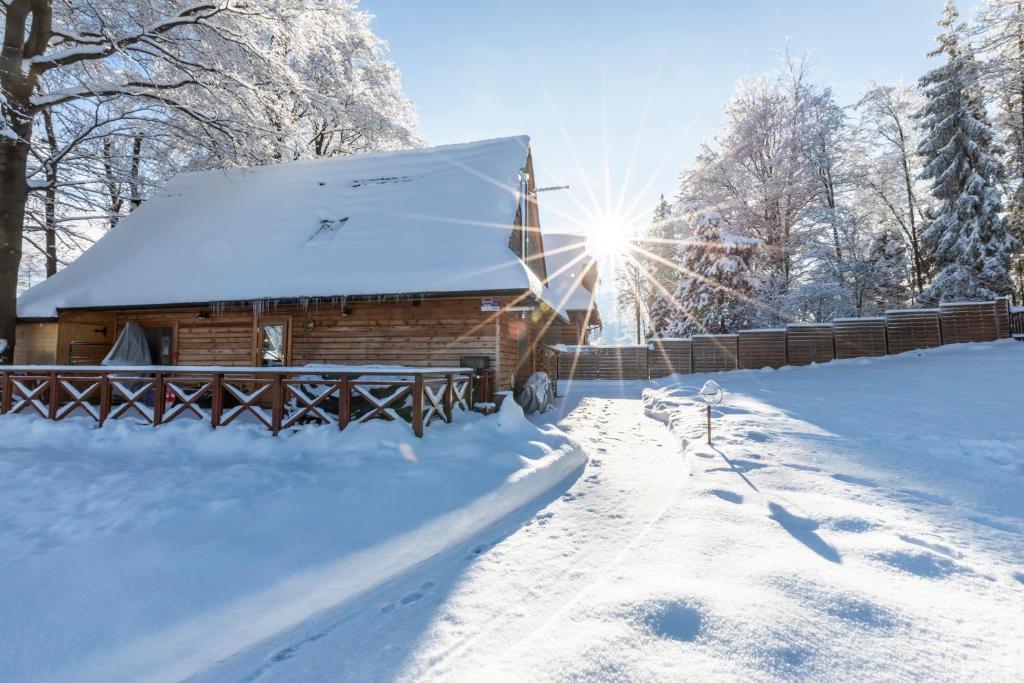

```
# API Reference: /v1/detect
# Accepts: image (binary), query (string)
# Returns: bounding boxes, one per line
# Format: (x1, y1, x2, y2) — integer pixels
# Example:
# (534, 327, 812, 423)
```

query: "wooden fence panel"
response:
(833, 318, 887, 359)
(691, 335, 738, 373)
(786, 324, 834, 366)
(994, 298, 1010, 339)
(648, 339, 692, 377)
(737, 330, 787, 369)
(939, 301, 999, 344)
(886, 309, 942, 353)
(598, 346, 647, 380)
(557, 347, 599, 380)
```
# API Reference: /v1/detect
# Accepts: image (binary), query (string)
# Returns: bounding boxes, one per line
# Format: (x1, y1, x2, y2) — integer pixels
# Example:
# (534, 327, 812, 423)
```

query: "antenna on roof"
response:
(534, 185, 569, 193)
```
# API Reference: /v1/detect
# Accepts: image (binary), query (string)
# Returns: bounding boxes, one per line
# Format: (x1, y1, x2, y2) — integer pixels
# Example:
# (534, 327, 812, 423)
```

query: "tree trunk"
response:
(0, 135, 30, 363)
(43, 108, 58, 277)
(129, 136, 143, 210)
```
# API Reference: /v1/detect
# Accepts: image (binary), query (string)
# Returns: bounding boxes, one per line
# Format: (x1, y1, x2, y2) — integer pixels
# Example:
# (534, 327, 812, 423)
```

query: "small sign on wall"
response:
(481, 297, 501, 312)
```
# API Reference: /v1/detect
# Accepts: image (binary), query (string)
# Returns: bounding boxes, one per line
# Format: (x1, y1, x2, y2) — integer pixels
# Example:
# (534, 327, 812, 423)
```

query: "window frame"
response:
(253, 316, 291, 367)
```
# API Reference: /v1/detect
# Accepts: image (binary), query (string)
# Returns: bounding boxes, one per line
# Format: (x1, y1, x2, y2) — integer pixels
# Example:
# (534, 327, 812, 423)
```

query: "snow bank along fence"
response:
(0, 365, 478, 438)
(556, 299, 1015, 380)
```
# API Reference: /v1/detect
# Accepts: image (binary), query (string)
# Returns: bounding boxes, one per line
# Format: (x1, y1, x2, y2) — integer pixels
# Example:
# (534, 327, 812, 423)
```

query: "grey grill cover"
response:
(102, 322, 153, 366)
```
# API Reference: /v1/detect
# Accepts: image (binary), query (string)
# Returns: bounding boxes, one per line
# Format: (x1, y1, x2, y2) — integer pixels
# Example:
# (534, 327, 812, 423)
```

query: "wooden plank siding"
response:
(691, 335, 738, 373)
(833, 318, 887, 359)
(885, 309, 942, 354)
(737, 330, 787, 369)
(785, 324, 834, 366)
(13, 322, 59, 364)
(52, 297, 558, 394)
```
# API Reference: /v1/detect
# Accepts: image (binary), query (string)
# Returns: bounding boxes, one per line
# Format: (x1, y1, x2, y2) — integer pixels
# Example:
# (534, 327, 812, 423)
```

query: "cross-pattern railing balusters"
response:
(0, 365, 477, 437)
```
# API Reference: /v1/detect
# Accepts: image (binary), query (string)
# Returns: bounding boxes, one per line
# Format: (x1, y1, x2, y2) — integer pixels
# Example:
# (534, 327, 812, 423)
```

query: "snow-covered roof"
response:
(541, 232, 599, 314)
(19, 136, 561, 319)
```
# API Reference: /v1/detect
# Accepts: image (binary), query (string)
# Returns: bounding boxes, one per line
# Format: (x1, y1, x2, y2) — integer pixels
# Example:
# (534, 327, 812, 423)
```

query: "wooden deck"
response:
(0, 365, 477, 438)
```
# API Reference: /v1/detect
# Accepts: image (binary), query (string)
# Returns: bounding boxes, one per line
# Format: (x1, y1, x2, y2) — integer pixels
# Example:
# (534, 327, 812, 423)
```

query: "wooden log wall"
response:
(885, 309, 942, 354)
(785, 324, 834, 366)
(691, 335, 738, 373)
(648, 339, 692, 377)
(833, 318, 887, 359)
(56, 297, 526, 387)
(737, 330, 787, 369)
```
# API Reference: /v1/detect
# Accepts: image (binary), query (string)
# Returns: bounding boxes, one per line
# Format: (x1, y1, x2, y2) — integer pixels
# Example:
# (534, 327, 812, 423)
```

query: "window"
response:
(259, 323, 286, 367)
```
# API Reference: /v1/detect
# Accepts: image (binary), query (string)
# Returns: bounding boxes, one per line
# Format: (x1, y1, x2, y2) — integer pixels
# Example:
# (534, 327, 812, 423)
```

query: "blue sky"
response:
(361, 0, 955, 339)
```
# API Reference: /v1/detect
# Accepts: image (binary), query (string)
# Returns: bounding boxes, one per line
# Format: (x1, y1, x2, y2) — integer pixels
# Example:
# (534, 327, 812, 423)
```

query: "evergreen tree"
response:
(917, 1, 1020, 303)
(663, 211, 760, 336)
(864, 228, 912, 312)
(643, 195, 683, 333)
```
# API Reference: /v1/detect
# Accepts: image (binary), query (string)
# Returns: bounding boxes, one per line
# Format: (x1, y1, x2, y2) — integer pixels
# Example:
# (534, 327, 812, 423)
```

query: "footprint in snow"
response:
(874, 550, 969, 579)
(468, 541, 496, 558)
(825, 517, 876, 533)
(381, 582, 435, 613)
(635, 599, 705, 642)
(590, 458, 603, 467)
(561, 491, 585, 502)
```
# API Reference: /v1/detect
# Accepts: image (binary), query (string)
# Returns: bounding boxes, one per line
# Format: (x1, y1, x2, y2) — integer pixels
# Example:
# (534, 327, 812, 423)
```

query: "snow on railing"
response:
(0, 365, 479, 438)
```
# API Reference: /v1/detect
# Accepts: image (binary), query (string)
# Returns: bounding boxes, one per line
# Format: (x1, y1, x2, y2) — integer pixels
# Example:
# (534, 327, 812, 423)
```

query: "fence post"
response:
(210, 373, 223, 428)
(338, 374, 351, 430)
(47, 371, 59, 420)
(444, 373, 454, 423)
(271, 375, 283, 435)
(153, 372, 165, 425)
(412, 374, 424, 437)
(99, 374, 110, 426)
(0, 370, 9, 414)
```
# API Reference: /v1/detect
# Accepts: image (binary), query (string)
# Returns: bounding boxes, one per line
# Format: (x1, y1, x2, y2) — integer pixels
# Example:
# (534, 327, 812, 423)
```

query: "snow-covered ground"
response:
(2, 341, 1022, 681)
(0, 400, 584, 682)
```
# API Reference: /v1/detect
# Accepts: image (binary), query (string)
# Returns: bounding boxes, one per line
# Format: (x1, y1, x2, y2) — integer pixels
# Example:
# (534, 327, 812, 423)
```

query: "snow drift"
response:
(0, 399, 585, 682)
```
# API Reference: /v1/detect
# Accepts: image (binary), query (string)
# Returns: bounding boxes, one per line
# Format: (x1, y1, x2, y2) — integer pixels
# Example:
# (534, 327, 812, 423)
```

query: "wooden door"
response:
(57, 312, 116, 364)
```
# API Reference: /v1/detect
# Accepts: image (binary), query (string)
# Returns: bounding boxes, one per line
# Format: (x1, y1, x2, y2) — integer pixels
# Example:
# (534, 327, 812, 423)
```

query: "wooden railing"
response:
(0, 365, 478, 437)
(1011, 309, 1024, 339)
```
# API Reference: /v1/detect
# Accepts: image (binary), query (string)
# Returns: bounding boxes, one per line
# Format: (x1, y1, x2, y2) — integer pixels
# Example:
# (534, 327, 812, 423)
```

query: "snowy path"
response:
(199, 343, 1024, 682)
(196, 383, 690, 681)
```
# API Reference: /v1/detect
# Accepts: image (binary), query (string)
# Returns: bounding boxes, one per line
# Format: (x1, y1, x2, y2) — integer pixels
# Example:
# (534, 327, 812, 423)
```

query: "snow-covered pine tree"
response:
(864, 228, 911, 312)
(662, 210, 760, 337)
(643, 195, 683, 334)
(917, 1, 1020, 304)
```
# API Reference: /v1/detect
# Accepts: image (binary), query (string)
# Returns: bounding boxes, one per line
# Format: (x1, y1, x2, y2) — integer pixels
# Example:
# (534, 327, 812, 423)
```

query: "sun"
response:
(586, 216, 632, 261)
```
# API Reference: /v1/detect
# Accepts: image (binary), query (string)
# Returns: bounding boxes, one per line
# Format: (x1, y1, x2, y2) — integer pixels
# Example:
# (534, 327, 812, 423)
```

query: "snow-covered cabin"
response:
(539, 232, 601, 345)
(15, 136, 599, 391)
